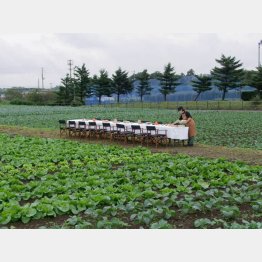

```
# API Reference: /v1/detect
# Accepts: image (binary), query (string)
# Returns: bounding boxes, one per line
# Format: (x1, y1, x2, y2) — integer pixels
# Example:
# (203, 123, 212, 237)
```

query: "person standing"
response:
(182, 111, 196, 146)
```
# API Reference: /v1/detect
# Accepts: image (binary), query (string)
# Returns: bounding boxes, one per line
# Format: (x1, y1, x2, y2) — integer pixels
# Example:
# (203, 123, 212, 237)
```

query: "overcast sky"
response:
(0, 0, 262, 89)
(0, 33, 262, 88)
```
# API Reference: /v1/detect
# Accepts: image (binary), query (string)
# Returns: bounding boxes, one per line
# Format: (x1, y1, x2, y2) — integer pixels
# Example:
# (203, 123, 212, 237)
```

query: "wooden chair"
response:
(87, 121, 101, 139)
(101, 122, 113, 140)
(68, 121, 77, 137)
(112, 123, 132, 143)
(58, 120, 67, 137)
(145, 125, 168, 147)
(76, 121, 88, 138)
(131, 125, 146, 145)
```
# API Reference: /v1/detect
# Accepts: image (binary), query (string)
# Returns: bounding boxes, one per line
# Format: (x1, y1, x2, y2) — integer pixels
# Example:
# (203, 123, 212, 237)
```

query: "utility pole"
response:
(37, 78, 40, 89)
(258, 40, 262, 67)
(68, 60, 75, 102)
(41, 67, 45, 89)
(67, 60, 73, 78)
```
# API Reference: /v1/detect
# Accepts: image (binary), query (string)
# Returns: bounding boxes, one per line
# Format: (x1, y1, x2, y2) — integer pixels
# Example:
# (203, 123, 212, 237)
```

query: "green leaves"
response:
(0, 133, 261, 229)
(198, 181, 210, 189)
(220, 206, 240, 219)
(0, 214, 12, 225)
(54, 201, 70, 213)
(150, 219, 172, 229)
(194, 218, 215, 228)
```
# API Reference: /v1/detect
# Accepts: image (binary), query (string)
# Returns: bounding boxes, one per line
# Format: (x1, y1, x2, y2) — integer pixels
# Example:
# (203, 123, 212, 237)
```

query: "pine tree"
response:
(186, 68, 195, 76)
(112, 68, 133, 103)
(191, 74, 212, 101)
(158, 63, 179, 101)
(135, 69, 152, 102)
(74, 64, 91, 104)
(92, 69, 112, 104)
(56, 74, 74, 105)
(211, 54, 244, 100)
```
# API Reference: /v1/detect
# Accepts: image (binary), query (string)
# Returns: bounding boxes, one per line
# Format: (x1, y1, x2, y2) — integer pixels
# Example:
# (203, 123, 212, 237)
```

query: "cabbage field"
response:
(0, 133, 261, 229)
(0, 105, 262, 149)
(0, 105, 261, 229)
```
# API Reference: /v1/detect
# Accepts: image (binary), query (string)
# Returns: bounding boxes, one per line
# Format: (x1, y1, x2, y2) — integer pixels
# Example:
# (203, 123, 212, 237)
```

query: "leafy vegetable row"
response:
(0, 133, 261, 228)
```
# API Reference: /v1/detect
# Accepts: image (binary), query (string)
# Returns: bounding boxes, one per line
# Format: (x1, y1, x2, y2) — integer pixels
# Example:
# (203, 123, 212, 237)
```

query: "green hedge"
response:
(241, 91, 257, 101)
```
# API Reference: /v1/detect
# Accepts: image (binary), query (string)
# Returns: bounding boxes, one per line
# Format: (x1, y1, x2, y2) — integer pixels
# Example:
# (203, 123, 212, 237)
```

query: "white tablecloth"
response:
(67, 119, 189, 140)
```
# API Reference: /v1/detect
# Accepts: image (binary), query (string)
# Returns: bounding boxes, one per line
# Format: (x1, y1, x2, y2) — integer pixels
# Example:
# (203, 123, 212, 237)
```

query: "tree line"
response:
(56, 54, 262, 104)
(3, 54, 262, 105)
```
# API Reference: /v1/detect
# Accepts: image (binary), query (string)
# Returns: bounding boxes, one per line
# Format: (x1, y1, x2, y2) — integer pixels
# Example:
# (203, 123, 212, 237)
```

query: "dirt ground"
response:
(1, 125, 262, 166)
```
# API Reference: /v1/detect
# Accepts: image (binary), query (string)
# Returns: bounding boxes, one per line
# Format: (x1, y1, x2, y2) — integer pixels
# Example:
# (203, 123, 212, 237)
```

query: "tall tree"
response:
(150, 71, 162, 79)
(92, 69, 112, 104)
(135, 69, 152, 101)
(74, 64, 91, 104)
(158, 63, 179, 101)
(250, 66, 262, 98)
(186, 68, 195, 76)
(112, 68, 133, 103)
(243, 69, 257, 86)
(56, 74, 74, 105)
(191, 74, 212, 101)
(211, 54, 244, 100)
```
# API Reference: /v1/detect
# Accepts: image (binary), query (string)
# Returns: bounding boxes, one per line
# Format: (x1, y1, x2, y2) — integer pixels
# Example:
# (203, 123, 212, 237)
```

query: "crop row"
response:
(0, 133, 261, 228)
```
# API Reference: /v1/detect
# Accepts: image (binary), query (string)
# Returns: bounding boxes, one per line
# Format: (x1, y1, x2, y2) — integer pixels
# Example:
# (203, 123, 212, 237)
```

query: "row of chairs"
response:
(59, 120, 168, 147)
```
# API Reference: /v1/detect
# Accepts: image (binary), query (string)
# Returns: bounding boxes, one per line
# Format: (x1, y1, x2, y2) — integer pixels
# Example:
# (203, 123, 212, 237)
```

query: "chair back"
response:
(68, 121, 76, 128)
(146, 125, 157, 134)
(102, 122, 111, 131)
(59, 120, 66, 127)
(78, 121, 86, 129)
(131, 125, 141, 134)
(102, 122, 111, 127)
(88, 121, 97, 129)
(116, 123, 125, 131)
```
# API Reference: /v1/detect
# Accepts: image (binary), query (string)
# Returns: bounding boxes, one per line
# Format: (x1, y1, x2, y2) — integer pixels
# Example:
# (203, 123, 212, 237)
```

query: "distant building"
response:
(85, 96, 115, 105)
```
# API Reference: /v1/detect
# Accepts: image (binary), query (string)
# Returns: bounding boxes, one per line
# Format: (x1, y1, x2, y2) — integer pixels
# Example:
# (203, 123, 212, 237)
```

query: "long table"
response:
(67, 119, 189, 140)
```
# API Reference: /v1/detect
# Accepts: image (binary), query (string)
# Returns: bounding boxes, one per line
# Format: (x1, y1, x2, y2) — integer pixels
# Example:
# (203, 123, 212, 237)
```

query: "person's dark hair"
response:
(177, 106, 185, 111)
(185, 111, 192, 118)
(178, 106, 186, 120)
